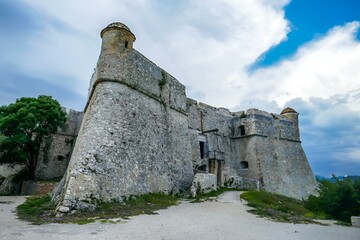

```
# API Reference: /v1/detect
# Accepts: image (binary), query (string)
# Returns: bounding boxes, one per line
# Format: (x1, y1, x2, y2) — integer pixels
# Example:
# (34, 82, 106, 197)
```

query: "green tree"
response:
(305, 176, 360, 223)
(0, 96, 66, 179)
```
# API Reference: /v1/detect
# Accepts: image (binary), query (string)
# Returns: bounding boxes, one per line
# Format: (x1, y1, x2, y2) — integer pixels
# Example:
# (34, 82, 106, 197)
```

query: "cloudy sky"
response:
(1, 0, 359, 177)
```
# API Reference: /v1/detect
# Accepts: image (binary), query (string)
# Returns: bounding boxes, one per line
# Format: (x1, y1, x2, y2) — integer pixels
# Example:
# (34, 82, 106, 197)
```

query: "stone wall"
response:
(21, 180, 58, 195)
(187, 99, 234, 186)
(52, 22, 318, 210)
(35, 109, 83, 179)
(59, 83, 192, 209)
(187, 104, 318, 199)
(229, 109, 318, 199)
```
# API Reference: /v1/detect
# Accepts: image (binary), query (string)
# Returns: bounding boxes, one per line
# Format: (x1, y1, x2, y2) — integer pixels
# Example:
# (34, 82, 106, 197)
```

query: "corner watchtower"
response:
(100, 22, 136, 53)
(280, 107, 299, 126)
(281, 107, 300, 140)
(92, 22, 137, 90)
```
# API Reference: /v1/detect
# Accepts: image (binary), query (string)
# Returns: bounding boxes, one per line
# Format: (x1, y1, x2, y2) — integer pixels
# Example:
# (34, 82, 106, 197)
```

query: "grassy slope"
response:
(240, 190, 323, 224)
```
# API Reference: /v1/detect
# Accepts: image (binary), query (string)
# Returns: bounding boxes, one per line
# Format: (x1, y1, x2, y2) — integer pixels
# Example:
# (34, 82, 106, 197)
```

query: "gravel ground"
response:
(1, 192, 359, 240)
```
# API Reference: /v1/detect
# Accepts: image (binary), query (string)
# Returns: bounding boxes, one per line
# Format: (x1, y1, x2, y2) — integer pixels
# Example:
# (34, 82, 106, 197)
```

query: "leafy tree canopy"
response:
(0, 95, 66, 179)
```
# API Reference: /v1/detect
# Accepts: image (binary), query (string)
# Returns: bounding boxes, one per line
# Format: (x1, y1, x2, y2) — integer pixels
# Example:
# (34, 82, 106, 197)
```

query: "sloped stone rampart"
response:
(56, 80, 193, 210)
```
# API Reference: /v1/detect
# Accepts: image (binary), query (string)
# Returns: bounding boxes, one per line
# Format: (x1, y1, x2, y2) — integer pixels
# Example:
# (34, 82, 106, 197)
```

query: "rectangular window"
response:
(199, 141, 205, 159)
(240, 125, 245, 135)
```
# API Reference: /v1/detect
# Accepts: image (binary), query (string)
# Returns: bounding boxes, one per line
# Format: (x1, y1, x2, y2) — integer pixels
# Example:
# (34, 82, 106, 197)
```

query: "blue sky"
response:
(256, 0, 360, 67)
(0, 0, 359, 177)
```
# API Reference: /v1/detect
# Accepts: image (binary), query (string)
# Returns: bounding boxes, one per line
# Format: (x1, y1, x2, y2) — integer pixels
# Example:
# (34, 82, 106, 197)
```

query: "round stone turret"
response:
(280, 107, 299, 138)
(281, 106, 298, 119)
(280, 107, 297, 115)
(100, 22, 136, 51)
(280, 107, 299, 122)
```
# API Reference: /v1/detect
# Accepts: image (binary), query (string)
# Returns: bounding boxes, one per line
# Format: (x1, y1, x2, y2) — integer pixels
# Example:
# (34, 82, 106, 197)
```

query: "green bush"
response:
(304, 177, 360, 223)
(0, 95, 66, 179)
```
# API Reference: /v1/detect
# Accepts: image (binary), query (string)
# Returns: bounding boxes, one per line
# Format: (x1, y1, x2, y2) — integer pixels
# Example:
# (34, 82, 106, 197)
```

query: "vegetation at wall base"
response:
(17, 195, 55, 224)
(16, 193, 179, 225)
(189, 187, 243, 203)
(240, 190, 323, 224)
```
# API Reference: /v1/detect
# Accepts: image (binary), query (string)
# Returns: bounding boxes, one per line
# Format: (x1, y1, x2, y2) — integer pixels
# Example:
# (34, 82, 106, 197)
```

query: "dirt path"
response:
(1, 193, 359, 240)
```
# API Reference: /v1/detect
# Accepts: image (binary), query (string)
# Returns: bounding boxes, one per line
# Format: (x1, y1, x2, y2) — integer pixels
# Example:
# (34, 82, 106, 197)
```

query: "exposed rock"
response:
(0, 175, 22, 195)
(77, 202, 96, 212)
(190, 173, 217, 197)
(0, 164, 26, 195)
(58, 206, 70, 213)
(0, 164, 25, 178)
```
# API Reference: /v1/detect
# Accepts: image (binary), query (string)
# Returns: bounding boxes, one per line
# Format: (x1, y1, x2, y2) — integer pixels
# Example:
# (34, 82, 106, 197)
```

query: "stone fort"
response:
(45, 22, 317, 212)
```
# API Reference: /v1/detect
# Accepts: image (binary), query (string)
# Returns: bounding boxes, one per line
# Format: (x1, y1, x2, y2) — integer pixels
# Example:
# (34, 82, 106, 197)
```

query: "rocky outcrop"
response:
(0, 164, 26, 195)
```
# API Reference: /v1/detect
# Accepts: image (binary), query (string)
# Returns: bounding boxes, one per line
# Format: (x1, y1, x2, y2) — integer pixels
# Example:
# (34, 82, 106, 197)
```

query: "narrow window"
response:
(240, 125, 245, 135)
(199, 141, 205, 159)
(240, 161, 249, 169)
(125, 41, 129, 49)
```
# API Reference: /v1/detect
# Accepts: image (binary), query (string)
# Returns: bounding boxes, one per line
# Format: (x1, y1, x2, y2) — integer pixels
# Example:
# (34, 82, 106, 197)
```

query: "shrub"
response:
(304, 177, 360, 223)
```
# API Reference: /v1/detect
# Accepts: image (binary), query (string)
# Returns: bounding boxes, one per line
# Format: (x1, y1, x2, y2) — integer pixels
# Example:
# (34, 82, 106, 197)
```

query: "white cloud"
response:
(15, 0, 157, 98)
(8, 1, 360, 115)
(334, 148, 360, 164)
(245, 21, 360, 113)
(15, 0, 290, 107)
(3, 0, 359, 176)
(283, 94, 360, 176)
(153, 0, 291, 106)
